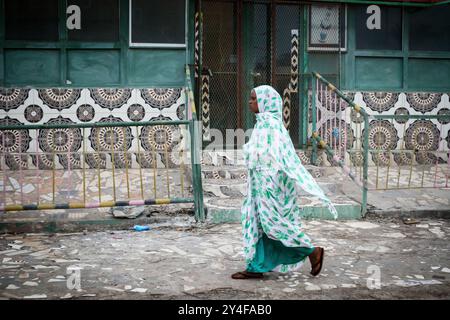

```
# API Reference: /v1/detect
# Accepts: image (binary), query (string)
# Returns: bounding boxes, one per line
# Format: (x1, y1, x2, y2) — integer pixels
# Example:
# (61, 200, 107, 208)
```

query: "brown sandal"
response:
(231, 271, 264, 280)
(310, 247, 324, 277)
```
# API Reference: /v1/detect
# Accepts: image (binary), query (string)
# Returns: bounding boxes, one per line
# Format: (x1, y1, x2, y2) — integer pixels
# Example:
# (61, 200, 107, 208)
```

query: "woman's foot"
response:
(309, 247, 325, 277)
(231, 271, 264, 280)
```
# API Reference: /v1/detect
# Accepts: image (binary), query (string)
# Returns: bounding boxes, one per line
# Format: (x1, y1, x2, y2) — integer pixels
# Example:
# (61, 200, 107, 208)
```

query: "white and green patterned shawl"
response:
(241, 85, 337, 267)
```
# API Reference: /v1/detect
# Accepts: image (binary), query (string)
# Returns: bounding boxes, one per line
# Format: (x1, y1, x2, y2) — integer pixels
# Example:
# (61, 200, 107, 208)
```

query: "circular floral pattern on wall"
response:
(446, 129, 450, 150)
(405, 120, 440, 165)
(362, 92, 399, 113)
(394, 107, 410, 124)
(38, 89, 81, 111)
(317, 90, 353, 112)
(406, 93, 442, 113)
(85, 153, 107, 170)
(76, 104, 95, 122)
(0, 89, 30, 111)
(350, 108, 364, 124)
(319, 119, 355, 165)
(363, 120, 399, 166)
(24, 105, 44, 123)
(141, 88, 182, 110)
(38, 116, 82, 169)
(127, 104, 145, 121)
(0, 117, 31, 170)
(176, 104, 186, 120)
(350, 150, 364, 167)
(88, 115, 133, 169)
(138, 115, 182, 168)
(393, 151, 413, 166)
(90, 89, 131, 111)
(437, 108, 450, 125)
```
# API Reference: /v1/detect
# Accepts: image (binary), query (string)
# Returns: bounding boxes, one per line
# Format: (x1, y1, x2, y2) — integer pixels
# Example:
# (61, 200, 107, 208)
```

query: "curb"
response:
(0, 216, 180, 234)
(366, 209, 450, 219)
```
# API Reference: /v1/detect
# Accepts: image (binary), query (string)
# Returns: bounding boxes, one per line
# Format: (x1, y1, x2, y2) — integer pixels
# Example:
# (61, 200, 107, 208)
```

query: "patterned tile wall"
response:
(0, 88, 187, 170)
(312, 91, 450, 166)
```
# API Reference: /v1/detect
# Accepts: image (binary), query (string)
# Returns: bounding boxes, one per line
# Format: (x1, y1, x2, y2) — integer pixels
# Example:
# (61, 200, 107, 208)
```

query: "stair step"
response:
(200, 165, 327, 180)
(204, 195, 362, 222)
(202, 177, 344, 198)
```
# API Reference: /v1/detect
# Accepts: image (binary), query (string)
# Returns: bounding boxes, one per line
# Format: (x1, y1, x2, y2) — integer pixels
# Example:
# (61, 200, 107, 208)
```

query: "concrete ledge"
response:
(0, 216, 175, 234)
(205, 203, 363, 223)
(367, 209, 450, 220)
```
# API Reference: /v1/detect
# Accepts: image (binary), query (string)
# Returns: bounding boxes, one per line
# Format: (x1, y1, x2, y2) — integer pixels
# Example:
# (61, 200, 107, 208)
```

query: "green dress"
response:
(241, 85, 337, 273)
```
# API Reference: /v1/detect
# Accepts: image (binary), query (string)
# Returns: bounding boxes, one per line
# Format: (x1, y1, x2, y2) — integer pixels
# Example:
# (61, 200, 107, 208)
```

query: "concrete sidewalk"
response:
(1, 166, 449, 234)
(0, 216, 449, 300)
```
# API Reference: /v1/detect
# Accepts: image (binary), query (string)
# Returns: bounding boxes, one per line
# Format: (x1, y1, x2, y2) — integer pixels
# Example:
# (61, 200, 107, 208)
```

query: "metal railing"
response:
(310, 72, 450, 216)
(0, 66, 205, 221)
(359, 114, 450, 191)
(311, 72, 369, 215)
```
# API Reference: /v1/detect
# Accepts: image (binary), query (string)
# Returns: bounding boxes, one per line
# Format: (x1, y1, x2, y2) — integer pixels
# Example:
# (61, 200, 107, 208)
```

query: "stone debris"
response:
(320, 284, 337, 290)
(304, 284, 321, 291)
(23, 281, 39, 286)
(343, 222, 379, 229)
(383, 232, 406, 239)
(104, 286, 125, 292)
(8, 244, 24, 250)
(183, 285, 195, 292)
(130, 288, 147, 293)
(32, 265, 60, 270)
(394, 280, 442, 287)
(6, 250, 31, 256)
(403, 218, 419, 225)
(429, 228, 445, 238)
(111, 206, 145, 219)
(0, 250, 17, 255)
(6, 284, 20, 290)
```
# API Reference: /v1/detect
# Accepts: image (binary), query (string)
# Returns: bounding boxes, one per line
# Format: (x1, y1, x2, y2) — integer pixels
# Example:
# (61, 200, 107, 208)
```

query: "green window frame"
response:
(129, 0, 188, 48)
(0, 0, 192, 88)
(343, 4, 450, 92)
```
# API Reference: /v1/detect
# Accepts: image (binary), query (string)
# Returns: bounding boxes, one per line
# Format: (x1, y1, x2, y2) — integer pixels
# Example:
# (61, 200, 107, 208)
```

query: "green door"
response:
(202, 0, 301, 147)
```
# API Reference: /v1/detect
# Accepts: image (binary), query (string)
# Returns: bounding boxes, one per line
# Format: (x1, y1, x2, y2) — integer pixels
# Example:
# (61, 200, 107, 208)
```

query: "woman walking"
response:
(232, 85, 337, 280)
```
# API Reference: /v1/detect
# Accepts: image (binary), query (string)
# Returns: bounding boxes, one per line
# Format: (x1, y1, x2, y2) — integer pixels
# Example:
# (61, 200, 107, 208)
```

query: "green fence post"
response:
(311, 74, 317, 165)
(191, 118, 205, 222)
(362, 114, 369, 216)
(186, 65, 205, 222)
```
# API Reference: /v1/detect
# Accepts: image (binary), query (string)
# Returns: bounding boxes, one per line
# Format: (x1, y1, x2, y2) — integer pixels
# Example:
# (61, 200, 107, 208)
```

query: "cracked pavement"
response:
(0, 217, 449, 300)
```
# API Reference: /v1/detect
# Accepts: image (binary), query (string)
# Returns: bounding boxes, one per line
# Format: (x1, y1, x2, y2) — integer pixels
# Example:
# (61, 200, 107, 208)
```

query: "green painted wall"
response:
(408, 58, 450, 90)
(355, 57, 403, 90)
(0, 0, 192, 88)
(4, 49, 60, 85)
(309, 53, 341, 86)
(128, 50, 186, 87)
(67, 50, 121, 86)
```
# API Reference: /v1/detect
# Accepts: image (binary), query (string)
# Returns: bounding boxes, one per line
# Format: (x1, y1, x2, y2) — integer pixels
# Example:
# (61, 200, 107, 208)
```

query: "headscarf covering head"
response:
(253, 85, 282, 121)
